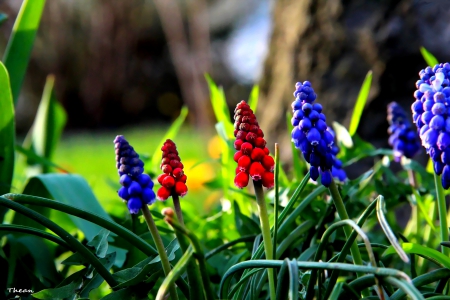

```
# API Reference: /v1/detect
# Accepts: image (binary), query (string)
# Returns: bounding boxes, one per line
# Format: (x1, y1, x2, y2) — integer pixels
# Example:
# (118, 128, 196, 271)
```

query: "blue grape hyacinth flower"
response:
(387, 102, 420, 162)
(411, 63, 450, 188)
(290, 81, 337, 187)
(327, 127, 347, 182)
(114, 135, 156, 213)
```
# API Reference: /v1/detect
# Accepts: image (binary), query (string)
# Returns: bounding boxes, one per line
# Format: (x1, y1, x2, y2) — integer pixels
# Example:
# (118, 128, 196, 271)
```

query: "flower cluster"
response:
(156, 139, 188, 200)
(114, 135, 156, 214)
(387, 102, 420, 162)
(328, 128, 347, 182)
(411, 63, 450, 188)
(290, 81, 335, 187)
(233, 101, 274, 189)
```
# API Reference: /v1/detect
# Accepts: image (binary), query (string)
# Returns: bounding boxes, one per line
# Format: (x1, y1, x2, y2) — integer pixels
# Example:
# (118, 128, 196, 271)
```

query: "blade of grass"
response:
(0, 62, 15, 196)
(349, 70, 372, 136)
(272, 144, 280, 262)
(29, 75, 67, 173)
(150, 106, 188, 172)
(205, 74, 234, 137)
(248, 85, 259, 113)
(376, 195, 410, 263)
(383, 243, 450, 269)
(420, 47, 439, 67)
(3, 0, 46, 104)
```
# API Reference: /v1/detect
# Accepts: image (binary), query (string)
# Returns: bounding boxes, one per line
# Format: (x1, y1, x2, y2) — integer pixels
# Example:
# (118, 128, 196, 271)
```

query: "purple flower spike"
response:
(290, 81, 346, 186)
(412, 62, 450, 189)
(114, 135, 156, 214)
(387, 102, 421, 162)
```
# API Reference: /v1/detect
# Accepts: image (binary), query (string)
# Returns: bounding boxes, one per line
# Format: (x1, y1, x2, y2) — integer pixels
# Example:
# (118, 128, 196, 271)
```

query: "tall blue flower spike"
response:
(411, 63, 450, 188)
(114, 135, 156, 213)
(387, 102, 420, 162)
(290, 81, 337, 187)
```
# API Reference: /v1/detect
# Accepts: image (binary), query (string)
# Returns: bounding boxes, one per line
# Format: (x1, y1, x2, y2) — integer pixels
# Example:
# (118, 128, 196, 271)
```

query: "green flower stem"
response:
(328, 177, 368, 297)
(165, 213, 216, 300)
(0, 224, 71, 249)
(4, 193, 157, 255)
(434, 174, 450, 255)
(172, 193, 185, 225)
(253, 180, 276, 300)
(0, 196, 119, 288)
(166, 209, 204, 300)
(141, 205, 179, 300)
(272, 143, 280, 262)
(156, 246, 194, 300)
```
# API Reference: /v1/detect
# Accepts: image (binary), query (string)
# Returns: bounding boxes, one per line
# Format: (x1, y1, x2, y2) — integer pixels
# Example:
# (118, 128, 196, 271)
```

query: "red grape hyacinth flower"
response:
(233, 100, 275, 188)
(156, 139, 188, 201)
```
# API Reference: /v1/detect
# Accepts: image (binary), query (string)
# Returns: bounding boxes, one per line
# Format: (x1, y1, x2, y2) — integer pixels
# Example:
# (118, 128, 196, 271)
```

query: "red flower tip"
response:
(173, 168, 184, 179)
(158, 139, 188, 199)
(157, 186, 171, 200)
(250, 148, 266, 161)
(263, 147, 270, 155)
(255, 137, 266, 148)
(237, 155, 251, 171)
(249, 162, 265, 181)
(162, 164, 172, 174)
(261, 172, 274, 188)
(157, 174, 168, 184)
(234, 139, 243, 150)
(236, 130, 247, 140)
(162, 176, 175, 188)
(175, 182, 188, 197)
(179, 174, 187, 183)
(234, 171, 249, 188)
(234, 151, 244, 162)
(241, 142, 253, 155)
(262, 155, 275, 171)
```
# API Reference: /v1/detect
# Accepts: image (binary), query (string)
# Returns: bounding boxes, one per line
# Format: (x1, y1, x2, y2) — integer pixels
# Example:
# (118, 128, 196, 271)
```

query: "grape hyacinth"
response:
(114, 135, 156, 214)
(411, 63, 450, 188)
(156, 139, 188, 200)
(328, 128, 347, 182)
(387, 102, 420, 162)
(233, 101, 275, 189)
(290, 81, 335, 187)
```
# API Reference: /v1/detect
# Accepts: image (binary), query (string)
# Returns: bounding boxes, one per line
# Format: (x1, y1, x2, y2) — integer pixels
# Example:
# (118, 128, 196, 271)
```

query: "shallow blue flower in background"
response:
(387, 102, 421, 162)
(290, 81, 344, 187)
(411, 62, 450, 188)
(114, 135, 156, 214)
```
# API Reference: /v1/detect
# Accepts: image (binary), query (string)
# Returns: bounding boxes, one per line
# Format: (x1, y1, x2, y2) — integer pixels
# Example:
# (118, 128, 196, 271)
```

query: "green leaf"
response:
(15, 144, 68, 173)
(383, 243, 450, 269)
(79, 252, 116, 297)
(248, 85, 259, 113)
(332, 121, 353, 148)
(3, 0, 46, 104)
(33, 277, 82, 299)
(61, 252, 89, 266)
(206, 74, 234, 137)
(150, 105, 188, 172)
(26, 74, 67, 173)
(234, 201, 260, 237)
(0, 62, 15, 203)
(420, 46, 439, 67)
(349, 70, 372, 136)
(13, 174, 113, 241)
(87, 229, 110, 258)
(329, 281, 344, 300)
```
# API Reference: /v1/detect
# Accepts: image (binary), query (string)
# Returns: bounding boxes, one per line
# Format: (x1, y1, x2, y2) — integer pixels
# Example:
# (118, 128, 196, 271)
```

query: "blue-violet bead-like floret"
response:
(114, 135, 156, 214)
(411, 62, 450, 188)
(387, 102, 420, 162)
(290, 81, 344, 186)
